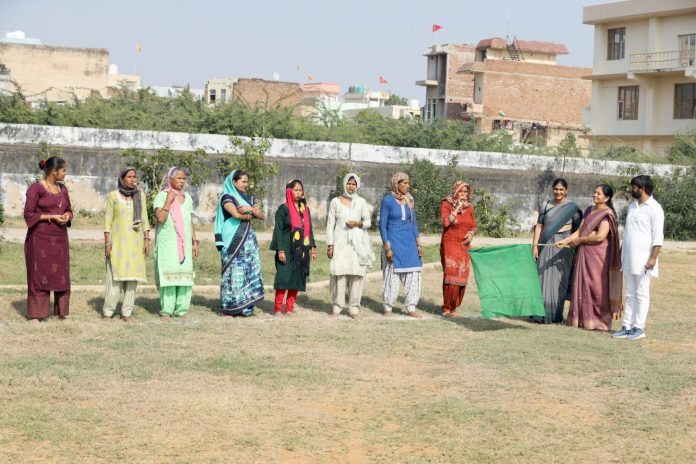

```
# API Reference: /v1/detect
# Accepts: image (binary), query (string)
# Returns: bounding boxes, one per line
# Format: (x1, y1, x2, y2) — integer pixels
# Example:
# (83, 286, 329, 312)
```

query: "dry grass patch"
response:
(0, 250, 694, 463)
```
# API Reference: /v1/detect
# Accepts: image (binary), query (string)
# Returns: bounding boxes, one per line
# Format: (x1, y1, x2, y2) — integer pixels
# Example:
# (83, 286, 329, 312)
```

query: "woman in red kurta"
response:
(24, 157, 73, 323)
(440, 181, 477, 316)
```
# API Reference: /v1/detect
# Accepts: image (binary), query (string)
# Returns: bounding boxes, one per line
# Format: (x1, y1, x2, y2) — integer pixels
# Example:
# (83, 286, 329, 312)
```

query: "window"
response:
(607, 27, 625, 60)
(679, 34, 696, 67)
(521, 123, 547, 146)
(209, 89, 216, 103)
(220, 88, 227, 103)
(674, 83, 696, 119)
(618, 86, 639, 120)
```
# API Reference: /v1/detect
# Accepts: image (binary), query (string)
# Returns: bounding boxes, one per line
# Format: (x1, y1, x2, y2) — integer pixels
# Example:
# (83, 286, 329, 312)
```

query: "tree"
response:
(555, 133, 581, 158)
(121, 147, 210, 225)
(385, 94, 408, 106)
(216, 136, 277, 206)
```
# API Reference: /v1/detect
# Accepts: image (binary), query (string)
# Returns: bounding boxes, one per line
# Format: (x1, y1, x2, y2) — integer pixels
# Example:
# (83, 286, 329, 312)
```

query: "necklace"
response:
(42, 180, 60, 195)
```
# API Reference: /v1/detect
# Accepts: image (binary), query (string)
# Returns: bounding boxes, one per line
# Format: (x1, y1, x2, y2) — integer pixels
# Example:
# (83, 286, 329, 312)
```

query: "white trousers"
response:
(622, 273, 651, 330)
(103, 261, 138, 317)
(382, 263, 421, 313)
(330, 275, 364, 316)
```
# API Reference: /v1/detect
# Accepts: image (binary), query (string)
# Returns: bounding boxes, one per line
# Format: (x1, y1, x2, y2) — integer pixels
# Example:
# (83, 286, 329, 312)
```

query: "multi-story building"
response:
(204, 78, 236, 104)
(416, 44, 476, 120)
(417, 38, 592, 148)
(0, 32, 139, 103)
(583, 0, 696, 154)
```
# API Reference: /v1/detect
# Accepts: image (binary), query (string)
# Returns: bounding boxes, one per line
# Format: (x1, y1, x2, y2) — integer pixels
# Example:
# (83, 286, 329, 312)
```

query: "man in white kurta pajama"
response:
(613, 175, 664, 341)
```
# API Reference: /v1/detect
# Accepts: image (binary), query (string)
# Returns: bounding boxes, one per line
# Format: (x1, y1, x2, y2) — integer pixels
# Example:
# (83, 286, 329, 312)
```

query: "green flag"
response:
(469, 244, 545, 319)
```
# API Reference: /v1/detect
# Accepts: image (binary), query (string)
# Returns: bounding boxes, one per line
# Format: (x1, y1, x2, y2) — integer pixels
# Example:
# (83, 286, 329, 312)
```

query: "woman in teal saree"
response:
(214, 170, 265, 317)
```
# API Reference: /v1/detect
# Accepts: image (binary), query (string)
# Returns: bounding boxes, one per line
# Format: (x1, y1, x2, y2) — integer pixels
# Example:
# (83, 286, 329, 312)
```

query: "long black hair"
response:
(39, 156, 66, 176)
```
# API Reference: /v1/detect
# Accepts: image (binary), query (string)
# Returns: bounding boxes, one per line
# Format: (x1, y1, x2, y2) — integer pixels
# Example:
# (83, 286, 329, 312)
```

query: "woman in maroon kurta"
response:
(24, 157, 73, 322)
(440, 181, 477, 316)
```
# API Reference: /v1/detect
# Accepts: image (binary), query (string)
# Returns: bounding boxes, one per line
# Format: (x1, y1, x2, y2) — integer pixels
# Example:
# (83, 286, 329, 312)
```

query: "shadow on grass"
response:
(417, 299, 525, 332)
(191, 292, 278, 318)
(11, 299, 26, 319)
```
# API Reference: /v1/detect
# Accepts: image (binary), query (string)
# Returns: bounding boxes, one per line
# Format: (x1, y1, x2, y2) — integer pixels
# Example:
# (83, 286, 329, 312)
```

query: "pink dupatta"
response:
(162, 167, 186, 264)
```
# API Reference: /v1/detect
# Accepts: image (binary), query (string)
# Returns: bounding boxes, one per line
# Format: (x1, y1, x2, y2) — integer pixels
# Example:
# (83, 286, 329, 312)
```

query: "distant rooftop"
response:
(583, 0, 696, 25)
(0, 30, 42, 45)
(476, 37, 568, 55)
(301, 83, 340, 94)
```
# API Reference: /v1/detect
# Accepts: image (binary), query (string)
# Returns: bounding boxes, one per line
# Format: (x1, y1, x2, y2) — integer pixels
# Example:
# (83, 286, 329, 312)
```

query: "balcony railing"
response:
(629, 49, 696, 72)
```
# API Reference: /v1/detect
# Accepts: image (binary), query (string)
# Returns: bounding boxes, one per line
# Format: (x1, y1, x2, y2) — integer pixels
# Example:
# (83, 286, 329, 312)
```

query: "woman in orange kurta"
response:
(440, 181, 477, 317)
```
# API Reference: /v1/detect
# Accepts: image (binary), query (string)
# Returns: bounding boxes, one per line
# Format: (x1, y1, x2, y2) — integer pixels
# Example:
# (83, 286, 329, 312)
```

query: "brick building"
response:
(232, 78, 303, 114)
(417, 38, 592, 148)
(203, 77, 304, 114)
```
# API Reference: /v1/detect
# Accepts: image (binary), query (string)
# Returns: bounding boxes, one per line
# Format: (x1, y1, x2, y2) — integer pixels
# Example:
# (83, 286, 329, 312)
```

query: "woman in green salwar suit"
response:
(153, 167, 199, 319)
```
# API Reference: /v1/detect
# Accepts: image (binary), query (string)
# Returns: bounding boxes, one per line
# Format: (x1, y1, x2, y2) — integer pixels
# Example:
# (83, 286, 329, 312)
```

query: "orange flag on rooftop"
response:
(135, 43, 143, 53)
(307, 74, 314, 81)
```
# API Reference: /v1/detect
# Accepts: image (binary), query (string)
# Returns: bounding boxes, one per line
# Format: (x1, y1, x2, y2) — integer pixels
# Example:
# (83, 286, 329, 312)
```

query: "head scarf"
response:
(390, 171, 414, 222)
(286, 179, 312, 276)
(342, 173, 376, 267)
(342, 173, 360, 200)
(118, 167, 142, 230)
(161, 167, 187, 264)
(214, 170, 253, 255)
(443, 180, 472, 209)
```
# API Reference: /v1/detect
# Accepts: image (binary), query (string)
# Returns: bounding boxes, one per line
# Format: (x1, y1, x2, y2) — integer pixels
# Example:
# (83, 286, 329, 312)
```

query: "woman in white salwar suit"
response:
(326, 173, 376, 318)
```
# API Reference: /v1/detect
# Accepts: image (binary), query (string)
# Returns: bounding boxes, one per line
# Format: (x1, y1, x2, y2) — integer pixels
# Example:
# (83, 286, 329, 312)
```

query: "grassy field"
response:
(0, 241, 441, 287)
(0, 251, 694, 463)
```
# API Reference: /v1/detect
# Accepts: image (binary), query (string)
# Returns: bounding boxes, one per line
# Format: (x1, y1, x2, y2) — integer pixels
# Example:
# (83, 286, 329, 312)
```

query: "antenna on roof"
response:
(506, 10, 511, 37)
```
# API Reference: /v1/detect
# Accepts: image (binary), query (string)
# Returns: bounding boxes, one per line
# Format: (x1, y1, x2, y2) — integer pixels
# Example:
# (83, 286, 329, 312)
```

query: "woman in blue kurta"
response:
(379, 172, 423, 317)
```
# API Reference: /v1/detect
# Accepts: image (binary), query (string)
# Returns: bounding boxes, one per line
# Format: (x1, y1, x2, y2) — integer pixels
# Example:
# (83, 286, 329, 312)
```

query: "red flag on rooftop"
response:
(432, 24, 443, 32)
(379, 76, 387, 84)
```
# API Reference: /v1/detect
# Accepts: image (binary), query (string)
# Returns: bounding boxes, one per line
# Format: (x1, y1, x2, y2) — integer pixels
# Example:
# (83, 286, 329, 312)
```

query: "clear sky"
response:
(0, 0, 602, 102)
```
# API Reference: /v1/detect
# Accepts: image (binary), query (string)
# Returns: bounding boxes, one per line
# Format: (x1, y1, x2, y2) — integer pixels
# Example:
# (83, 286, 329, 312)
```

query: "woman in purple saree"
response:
(555, 184, 622, 332)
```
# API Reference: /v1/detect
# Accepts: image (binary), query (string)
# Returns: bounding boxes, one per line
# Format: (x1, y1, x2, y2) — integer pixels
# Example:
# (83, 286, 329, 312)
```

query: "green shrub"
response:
(403, 158, 517, 236)
(653, 167, 696, 240)
(667, 132, 696, 165)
